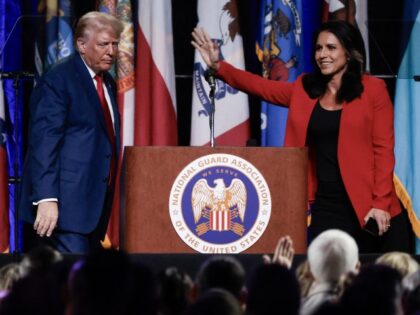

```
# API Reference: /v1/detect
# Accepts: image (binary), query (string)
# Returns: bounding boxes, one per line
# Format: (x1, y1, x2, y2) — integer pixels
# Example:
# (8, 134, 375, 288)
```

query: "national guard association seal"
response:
(169, 153, 271, 253)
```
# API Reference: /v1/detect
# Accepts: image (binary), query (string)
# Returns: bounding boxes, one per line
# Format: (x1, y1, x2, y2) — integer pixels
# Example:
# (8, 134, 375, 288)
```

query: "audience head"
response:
(376, 252, 419, 277)
(0, 260, 72, 315)
(311, 301, 343, 315)
(308, 229, 359, 284)
(67, 248, 158, 315)
(405, 283, 420, 315)
(295, 259, 315, 297)
(0, 263, 21, 292)
(19, 245, 62, 277)
(340, 264, 404, 315)
(158, 267, 193, 315)
(195, 256, 245, 300)
(246, 263, 300, 315)
(184, 288, 242, 315)
(403, 269, 420, 293)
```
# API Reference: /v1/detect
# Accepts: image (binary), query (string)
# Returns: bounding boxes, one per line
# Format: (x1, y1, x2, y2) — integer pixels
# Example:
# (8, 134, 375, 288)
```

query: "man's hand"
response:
(34, 201, 59, 237)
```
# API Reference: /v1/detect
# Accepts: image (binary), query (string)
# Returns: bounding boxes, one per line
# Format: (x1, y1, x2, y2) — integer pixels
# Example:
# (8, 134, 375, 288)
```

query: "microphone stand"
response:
(205, 70, 216, 148)
(1, 71, 35, 254)
(209, 85, 216, 148)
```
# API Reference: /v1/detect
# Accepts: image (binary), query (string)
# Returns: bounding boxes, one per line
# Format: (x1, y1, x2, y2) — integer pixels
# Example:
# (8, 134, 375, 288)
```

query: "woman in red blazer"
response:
(192, 21, 411, 253)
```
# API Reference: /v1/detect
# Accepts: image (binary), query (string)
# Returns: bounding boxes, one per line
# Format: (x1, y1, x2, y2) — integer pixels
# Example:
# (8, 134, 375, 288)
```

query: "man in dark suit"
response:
(19, 12, 123, 253)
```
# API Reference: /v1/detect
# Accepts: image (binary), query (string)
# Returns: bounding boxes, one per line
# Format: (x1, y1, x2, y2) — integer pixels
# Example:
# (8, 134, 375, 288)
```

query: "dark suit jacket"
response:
(217, 61, 401, 226)
(19, 53, 120, 234)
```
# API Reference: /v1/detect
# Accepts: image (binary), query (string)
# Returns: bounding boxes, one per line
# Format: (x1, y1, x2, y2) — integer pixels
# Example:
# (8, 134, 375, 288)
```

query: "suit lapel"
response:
(72, 54, 111, 138)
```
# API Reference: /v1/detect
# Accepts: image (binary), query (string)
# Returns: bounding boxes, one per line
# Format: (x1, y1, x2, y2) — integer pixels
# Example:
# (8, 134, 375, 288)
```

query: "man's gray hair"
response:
(74, 11, 124, 50)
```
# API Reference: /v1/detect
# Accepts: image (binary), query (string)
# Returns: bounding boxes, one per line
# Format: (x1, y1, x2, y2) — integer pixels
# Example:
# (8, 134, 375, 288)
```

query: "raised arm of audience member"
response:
(262, 235, 294, 269)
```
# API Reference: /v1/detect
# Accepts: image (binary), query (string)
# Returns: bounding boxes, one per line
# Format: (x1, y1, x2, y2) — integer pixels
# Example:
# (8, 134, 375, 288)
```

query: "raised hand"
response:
(263, 235, 295, 269)
(191, 27, 221, 70)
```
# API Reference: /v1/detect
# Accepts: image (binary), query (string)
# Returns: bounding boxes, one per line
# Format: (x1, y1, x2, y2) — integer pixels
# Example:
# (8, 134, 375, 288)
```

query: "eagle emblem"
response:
(191, 178, 247, 236)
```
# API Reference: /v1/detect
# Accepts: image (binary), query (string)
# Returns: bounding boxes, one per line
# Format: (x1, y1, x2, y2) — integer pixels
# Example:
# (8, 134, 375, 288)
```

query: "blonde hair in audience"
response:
(376, 251, 419, 277)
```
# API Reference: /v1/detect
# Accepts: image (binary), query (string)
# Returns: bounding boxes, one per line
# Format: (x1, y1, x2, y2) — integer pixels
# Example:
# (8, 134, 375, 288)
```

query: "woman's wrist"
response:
(211, 60, 220, 71)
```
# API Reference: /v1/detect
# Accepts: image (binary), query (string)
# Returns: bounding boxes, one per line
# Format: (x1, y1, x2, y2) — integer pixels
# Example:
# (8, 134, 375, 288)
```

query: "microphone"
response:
(205, 69, 216, 90)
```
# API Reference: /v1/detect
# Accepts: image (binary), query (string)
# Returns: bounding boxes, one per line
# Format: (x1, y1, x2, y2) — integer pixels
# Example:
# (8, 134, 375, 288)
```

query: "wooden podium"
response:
(121, 147, 308, 254)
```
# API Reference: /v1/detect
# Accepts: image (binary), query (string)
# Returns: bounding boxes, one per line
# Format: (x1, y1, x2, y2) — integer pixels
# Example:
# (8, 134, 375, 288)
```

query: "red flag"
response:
(135, 0, 177, 145)
(98, 0, 177, 247)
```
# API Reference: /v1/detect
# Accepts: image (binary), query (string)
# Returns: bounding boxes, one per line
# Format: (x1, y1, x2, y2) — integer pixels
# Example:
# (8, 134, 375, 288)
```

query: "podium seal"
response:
(169, 153, 271, 253)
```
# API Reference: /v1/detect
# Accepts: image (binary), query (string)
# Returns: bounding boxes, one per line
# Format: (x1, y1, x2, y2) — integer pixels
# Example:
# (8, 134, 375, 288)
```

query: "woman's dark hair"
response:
(302, 20, 366, 103)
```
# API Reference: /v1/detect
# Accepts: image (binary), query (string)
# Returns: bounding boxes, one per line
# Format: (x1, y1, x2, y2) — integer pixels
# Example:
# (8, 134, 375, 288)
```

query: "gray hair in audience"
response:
(308, 229, 359, 283)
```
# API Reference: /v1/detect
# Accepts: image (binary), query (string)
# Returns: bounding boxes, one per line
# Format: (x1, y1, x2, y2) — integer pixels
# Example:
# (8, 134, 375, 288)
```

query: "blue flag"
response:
(35, 0, 74, 76)
(256, 0, 321, 146)
(0, 0, 23, 252)
(394, 2, 420, 253)
(0, 78, 9, 252)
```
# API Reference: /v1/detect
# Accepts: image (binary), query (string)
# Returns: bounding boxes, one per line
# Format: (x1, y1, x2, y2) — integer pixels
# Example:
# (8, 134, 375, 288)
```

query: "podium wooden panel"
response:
(122, 147, 308, 254)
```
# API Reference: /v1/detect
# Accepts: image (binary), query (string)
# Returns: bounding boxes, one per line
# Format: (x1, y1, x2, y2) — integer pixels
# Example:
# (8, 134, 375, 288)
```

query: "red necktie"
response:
(94, 74, 116, 185)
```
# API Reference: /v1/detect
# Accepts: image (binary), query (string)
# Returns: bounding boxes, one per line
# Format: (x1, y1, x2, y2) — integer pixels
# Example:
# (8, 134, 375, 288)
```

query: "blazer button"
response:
(106, 154, 111, 159)
(103, 176, 108, 183)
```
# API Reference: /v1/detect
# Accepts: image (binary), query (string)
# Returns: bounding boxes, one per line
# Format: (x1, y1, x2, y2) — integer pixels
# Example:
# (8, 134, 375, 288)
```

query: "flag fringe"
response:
(101, 234, 112, 249)
(394, 174, 420, 237)
(255, 42, 264, 63)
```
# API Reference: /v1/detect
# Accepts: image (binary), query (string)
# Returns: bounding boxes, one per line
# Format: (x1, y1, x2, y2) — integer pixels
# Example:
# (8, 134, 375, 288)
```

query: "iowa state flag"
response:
(191, 0, 250, 146)
(394, 3, 420, 253)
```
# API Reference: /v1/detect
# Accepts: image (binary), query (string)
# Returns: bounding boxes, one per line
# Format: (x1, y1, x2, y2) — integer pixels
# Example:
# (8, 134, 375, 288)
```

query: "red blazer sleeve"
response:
(216, 61, 295, 106)
(369, 78, 396, 211)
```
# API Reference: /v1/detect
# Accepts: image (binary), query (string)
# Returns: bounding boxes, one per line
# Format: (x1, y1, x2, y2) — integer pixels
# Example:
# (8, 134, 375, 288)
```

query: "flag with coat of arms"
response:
(256, 0, 305, 147)
(191, 0, 250, 146)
